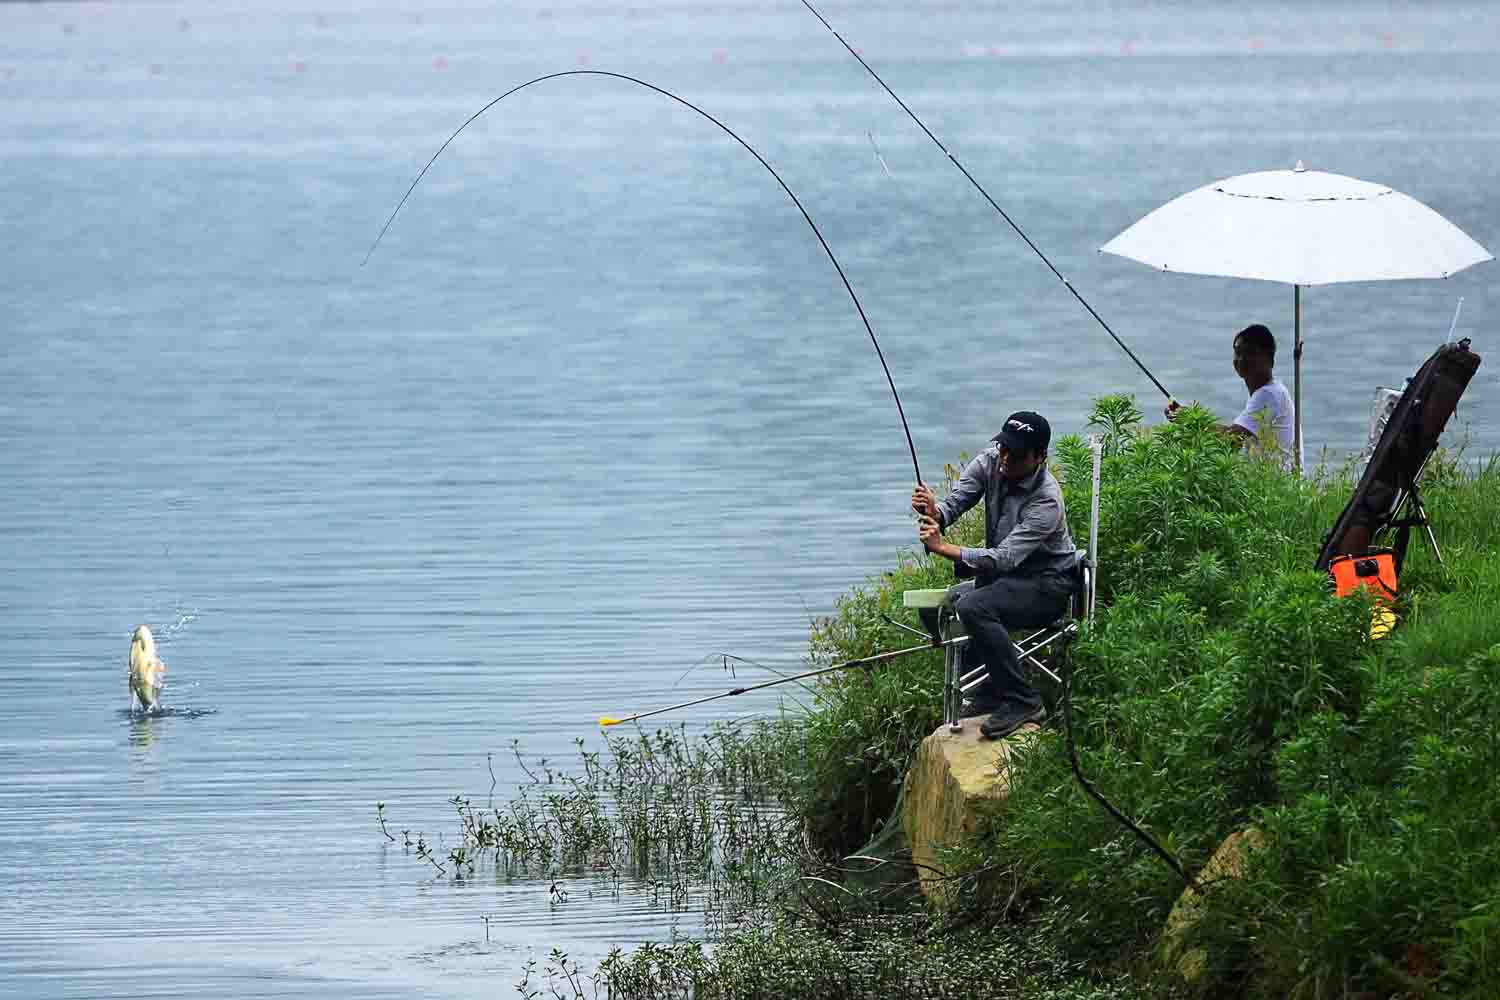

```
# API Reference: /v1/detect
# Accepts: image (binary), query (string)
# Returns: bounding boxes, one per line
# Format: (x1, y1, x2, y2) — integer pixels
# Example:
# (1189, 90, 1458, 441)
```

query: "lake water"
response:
(2, 1, 1496, 996)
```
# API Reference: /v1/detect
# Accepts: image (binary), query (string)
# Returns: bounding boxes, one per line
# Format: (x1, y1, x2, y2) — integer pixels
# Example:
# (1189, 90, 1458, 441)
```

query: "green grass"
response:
(595, 912, 1149, 1000)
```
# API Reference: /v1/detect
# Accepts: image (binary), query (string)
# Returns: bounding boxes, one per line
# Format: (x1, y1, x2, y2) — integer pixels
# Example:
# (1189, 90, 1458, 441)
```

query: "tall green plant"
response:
(1086, 393, 1145, 458)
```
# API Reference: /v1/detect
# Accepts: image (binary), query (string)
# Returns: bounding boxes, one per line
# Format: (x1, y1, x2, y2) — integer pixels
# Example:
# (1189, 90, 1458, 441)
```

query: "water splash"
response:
(118, 706, 219, 721)
(155, 606, 198, 646)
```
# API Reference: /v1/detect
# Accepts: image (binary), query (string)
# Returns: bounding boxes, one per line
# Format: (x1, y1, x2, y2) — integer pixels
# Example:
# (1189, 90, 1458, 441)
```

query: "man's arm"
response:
(1165, 400, 1254, 440)
(932, 451, 991, 530)
(918, 515, 963, 562)
(954, 493, 1063, 577)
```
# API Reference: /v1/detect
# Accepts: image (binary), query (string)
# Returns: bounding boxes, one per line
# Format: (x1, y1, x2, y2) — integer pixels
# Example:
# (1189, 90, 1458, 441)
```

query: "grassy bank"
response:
(738, 399, 1500, 1000)
(412, 397, 1500, 998)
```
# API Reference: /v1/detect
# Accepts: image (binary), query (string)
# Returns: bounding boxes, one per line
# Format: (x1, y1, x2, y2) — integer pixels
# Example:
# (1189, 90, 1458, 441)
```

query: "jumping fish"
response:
(128, 624, 167, 713)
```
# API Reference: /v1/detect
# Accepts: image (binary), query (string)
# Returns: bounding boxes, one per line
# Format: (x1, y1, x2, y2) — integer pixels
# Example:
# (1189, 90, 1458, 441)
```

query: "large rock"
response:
(901, 715, 1041, 903)
(1159, 827, 1265, 986)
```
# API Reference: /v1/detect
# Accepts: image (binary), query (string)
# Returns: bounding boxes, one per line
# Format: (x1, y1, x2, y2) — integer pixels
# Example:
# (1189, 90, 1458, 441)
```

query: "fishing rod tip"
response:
(598, 716, 621, 727)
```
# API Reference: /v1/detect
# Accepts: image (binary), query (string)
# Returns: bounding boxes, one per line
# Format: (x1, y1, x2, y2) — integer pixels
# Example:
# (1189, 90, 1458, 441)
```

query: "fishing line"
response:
(798, 0, 1176, 403)
(364, 69, 922, 484)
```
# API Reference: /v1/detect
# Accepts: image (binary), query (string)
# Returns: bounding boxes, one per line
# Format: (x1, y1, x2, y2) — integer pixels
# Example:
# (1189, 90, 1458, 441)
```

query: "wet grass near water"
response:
(382, 720, 805, 938)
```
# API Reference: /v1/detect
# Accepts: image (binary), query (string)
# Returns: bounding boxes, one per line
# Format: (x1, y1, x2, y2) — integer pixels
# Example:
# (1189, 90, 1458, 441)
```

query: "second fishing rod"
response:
(798, 0, 1177, 408)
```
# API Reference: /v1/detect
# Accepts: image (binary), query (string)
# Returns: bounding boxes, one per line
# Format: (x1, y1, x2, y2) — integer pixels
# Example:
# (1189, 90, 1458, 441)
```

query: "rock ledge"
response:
(900, 715, 1040, 902)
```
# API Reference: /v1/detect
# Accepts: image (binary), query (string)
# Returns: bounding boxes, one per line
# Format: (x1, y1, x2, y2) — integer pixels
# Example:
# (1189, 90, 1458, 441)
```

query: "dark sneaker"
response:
(980, 704, 1047, 741)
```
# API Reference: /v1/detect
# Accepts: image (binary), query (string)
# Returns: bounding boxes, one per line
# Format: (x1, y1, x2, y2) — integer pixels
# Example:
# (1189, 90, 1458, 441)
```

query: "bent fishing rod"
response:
(798, 0, 1176, 405)
(364, 69, 922, 485)
(598, 634, 968, 728)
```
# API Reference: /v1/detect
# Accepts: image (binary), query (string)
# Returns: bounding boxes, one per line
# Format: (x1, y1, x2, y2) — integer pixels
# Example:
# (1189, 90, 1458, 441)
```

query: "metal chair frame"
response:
(940, 561, 1094, 730)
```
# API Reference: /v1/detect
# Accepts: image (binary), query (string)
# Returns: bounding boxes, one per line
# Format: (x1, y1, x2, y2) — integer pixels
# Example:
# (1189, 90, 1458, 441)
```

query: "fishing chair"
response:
(903, 558, 1094, 732)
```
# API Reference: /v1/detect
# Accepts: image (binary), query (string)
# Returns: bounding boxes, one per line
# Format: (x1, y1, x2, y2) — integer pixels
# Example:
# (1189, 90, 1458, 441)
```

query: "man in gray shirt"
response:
(912, 410, 1078, 740)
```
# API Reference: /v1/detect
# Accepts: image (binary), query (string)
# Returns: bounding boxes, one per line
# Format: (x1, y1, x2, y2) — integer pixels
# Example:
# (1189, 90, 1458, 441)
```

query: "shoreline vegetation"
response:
(399, 397, 1500, 999)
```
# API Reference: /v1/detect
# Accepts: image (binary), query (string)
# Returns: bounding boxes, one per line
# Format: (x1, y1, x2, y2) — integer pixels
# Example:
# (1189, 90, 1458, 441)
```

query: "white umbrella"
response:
(1100, 161, 1492, 470)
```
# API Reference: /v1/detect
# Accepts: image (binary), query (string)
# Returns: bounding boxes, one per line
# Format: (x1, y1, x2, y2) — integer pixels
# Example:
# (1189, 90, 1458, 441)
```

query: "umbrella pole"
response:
(1293, 284, 1303, 474)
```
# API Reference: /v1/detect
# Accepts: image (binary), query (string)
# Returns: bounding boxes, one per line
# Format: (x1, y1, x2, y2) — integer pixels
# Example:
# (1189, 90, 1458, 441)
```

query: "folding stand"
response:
(1389, 478, 1445, 569)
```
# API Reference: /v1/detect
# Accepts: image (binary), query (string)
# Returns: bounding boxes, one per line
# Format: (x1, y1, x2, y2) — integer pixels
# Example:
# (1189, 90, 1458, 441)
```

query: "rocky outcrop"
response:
(1158, 827, 1264, 985)
(900, 715, 1042, 903)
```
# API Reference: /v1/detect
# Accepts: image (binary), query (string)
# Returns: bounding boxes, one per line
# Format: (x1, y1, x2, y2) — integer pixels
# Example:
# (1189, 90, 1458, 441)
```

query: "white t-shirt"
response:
(1232, 379, 1301, 471)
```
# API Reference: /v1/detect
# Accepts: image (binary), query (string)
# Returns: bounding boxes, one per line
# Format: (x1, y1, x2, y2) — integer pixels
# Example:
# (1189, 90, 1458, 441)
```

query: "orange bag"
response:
(1328, 549, 1398, 639)
(1328, 549, 1398, 601)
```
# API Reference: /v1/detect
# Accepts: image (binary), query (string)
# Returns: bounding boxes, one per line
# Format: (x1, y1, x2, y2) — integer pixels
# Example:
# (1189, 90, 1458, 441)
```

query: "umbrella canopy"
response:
(1100, 162, 1493, 470)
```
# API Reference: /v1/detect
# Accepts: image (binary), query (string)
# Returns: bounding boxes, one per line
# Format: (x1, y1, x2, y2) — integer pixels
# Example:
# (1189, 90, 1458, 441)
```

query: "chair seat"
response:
(902, 588, 951, 609)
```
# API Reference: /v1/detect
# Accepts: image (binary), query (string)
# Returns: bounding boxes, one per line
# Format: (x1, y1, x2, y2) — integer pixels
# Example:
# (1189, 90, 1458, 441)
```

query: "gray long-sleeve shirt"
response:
(935, 448, 1077, 579)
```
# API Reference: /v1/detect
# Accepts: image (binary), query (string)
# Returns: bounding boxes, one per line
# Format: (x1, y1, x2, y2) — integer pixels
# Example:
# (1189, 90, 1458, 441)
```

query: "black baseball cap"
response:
(992, 410, 1050, 454)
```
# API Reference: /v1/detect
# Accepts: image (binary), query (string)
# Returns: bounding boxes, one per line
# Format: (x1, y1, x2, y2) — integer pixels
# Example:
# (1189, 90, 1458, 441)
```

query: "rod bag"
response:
(1316, 338, 1481, 573)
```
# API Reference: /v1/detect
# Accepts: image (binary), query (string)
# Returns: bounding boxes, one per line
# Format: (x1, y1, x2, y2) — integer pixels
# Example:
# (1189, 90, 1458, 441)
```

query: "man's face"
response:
(998, 444, 1043, 481)
(1233, 336, 1267, 381)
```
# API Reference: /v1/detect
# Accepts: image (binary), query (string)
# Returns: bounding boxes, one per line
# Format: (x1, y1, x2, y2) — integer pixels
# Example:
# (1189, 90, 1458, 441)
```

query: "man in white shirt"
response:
(1166, 323, 1301, 471)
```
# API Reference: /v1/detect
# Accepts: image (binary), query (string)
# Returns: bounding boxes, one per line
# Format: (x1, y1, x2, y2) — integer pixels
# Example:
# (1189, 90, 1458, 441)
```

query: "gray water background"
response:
(2, 1, 1497, 996)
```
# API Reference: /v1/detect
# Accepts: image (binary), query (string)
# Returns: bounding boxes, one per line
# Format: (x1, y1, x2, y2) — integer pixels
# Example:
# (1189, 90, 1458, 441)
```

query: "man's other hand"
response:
(1164, 399, 1183, 422)
(917, 515, 943, 551)
(911, 482, 938, 519)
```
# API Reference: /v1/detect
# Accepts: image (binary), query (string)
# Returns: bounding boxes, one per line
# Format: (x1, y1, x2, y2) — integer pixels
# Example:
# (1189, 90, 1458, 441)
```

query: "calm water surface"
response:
(2, 1, 1497, 996)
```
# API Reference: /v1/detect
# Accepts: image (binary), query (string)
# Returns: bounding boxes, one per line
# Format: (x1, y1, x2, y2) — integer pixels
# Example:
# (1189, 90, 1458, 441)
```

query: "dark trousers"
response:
(953, 571, 1073, 711)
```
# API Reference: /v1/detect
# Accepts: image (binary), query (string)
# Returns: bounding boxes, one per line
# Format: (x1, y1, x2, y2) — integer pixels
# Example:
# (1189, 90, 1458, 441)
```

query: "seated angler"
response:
(911, 411, 1079, 741)
(1166, 322, 1301, 471)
